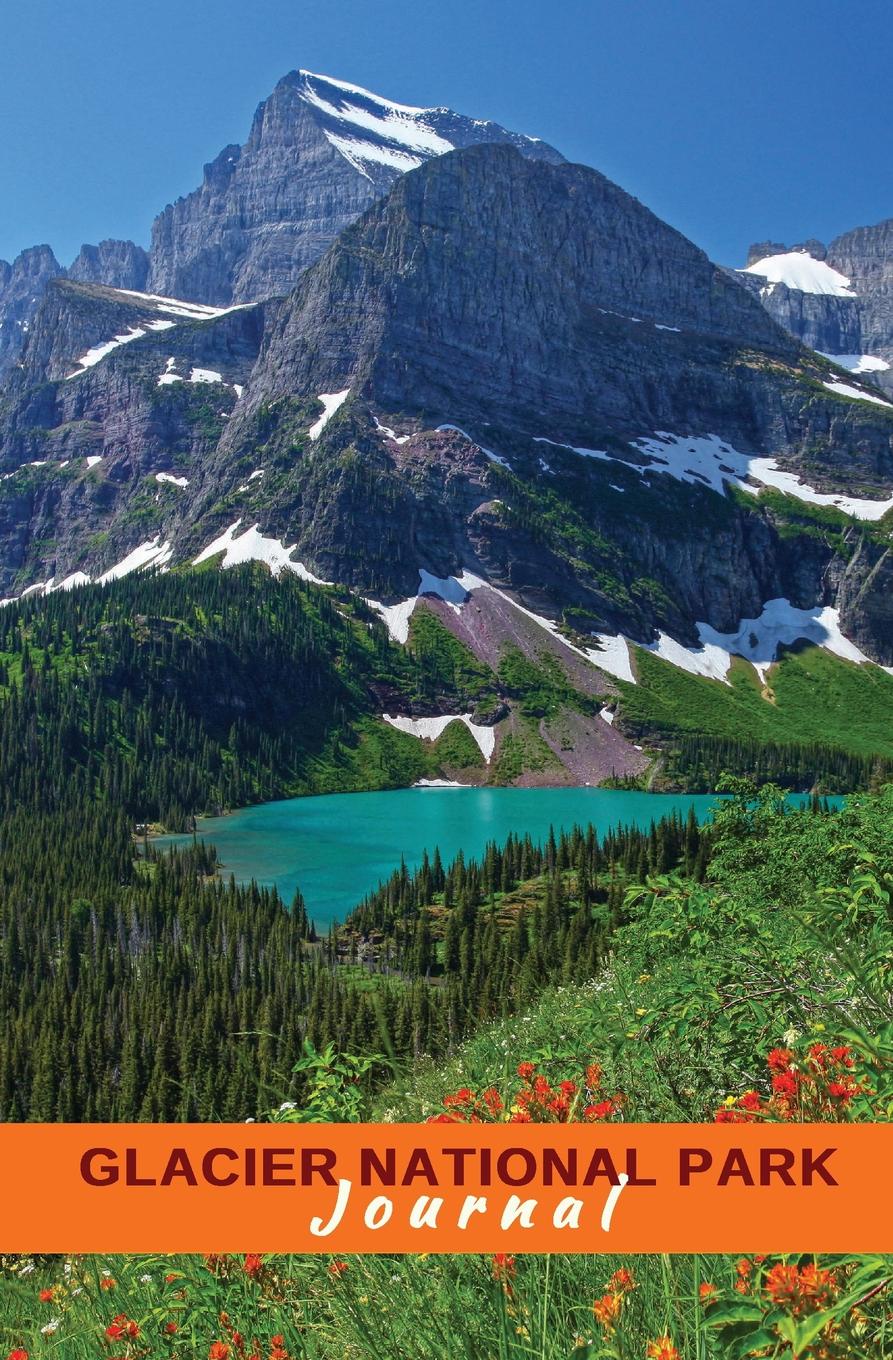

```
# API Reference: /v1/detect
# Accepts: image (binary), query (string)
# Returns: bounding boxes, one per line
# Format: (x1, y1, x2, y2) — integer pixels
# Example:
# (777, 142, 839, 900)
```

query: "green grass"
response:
(618, 642, 893, 758)
(3, 788, 893, 1356)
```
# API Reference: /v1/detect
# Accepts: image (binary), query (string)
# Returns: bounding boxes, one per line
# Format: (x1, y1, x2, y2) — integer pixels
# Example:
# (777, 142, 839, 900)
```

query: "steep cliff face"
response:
(146, 70, 563, 306)
(0, 245, 63, 377)
(200, 146, 892, 656)
(741, 223, 893, 395)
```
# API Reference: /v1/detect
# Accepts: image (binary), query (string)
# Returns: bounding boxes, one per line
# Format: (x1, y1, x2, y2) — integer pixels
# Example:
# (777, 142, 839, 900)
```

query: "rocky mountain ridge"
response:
(0, 70, 558, 378)
(3, 145, 892, 660)
(2, 83, 893, 791)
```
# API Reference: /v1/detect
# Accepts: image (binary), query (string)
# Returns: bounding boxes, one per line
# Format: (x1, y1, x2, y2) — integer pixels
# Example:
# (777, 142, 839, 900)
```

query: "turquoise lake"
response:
(161, 786, 727, 928)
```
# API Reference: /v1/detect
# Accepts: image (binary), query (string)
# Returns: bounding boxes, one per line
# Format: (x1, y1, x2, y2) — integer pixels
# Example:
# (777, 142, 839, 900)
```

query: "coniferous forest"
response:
(0, 563, 880, 1125)
(0, 566, 712, 1120)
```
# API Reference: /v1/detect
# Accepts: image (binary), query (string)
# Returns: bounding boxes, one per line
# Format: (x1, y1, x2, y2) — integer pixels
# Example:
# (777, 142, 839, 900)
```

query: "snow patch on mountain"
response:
(742, 251, 856, 297)
(298, 70, 455, 157)
(382, 712, 496, 762)
(99, 536, 173, 583)
(438, 424, 512, 468)
(109, 288, 235, 321)
(308, 388, 351, 439)
(823, 379, 892, 408)
(192, 520, 331, 584)
(374, 416, 411, 445)
(635, 600, 893, 685)
(819, 352, 891, 375)
(66, 321, 174, 378)
(155, 472, 189, 488)
(540, 430, 893, 521)
(323, 132, 424, 177)
(691, 600, 883, 682)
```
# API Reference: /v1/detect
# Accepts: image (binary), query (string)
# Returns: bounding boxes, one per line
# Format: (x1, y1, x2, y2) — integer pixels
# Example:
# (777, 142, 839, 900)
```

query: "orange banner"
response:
(1, 1123, 890, 1253)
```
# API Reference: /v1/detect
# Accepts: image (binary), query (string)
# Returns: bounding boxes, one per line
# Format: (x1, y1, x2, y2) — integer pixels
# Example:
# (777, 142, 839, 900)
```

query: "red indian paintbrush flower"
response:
(646, 1337, 681, 1360)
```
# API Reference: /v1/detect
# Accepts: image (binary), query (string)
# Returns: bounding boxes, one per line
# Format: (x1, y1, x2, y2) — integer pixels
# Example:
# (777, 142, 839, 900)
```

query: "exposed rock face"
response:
(742, 222, 893, 394)
(201, 146, 891, 655)
(146, 69, 563, 306)
(68, 239, 150, 291)
(0, 71, 560, 378)
(0, 245, 63, 376)
(2, 143, 893, 671)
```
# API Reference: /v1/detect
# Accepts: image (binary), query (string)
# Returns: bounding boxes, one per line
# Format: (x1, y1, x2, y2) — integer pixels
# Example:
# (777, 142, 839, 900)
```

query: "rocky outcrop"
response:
(68, 239, 149, 292)
(0, 245, 63, 377)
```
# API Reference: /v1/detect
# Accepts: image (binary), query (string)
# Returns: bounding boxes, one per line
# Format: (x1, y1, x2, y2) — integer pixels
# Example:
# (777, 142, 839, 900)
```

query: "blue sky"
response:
(1, 0, 890, 268)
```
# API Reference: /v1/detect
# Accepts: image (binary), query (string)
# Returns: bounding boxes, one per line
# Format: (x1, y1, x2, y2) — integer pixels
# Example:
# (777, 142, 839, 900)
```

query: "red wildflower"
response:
(443, 1087, 474, 1106)
(584, 1099, 616, 1121)
(482, 1086, 504, 1113)
(646, 1336, 681, 1360)
(771, 1070, 799, 1097)
(243, 1253, 263, 1278)
(586, 1062, 603, 1089)
(517, 1061, 536, 1080)
(100, 1276, 117, 1290)
(7, 1350, 28, 1359)
(38, 1289, 54, 1303)
(593, 1292, 622, 1330)
(164, 1273, 178, 1284)
(491, 1252, 516, 1281)
(767, 1047, 794, 1072)
(209, 1345, 231, 1360)
(763, 1261, 839, 1316)
(164, 1322, 179, 1335)
(698, 1281, 717, 1305)
(609, 1267, 635, 1293)
(328, 1260, 348, 1277)
(106, 1316, 140, 1341)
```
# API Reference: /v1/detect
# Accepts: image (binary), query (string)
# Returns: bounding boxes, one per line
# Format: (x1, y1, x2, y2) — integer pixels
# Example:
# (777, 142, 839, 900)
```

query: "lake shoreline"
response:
(155, 785, 745, 929)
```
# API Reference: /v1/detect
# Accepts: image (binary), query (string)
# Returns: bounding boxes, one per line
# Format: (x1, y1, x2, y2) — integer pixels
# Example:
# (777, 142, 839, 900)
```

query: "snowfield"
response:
(382, 712, 496, 762)
(308, 388, 351, 440)
(192, 519, 331, 584)
(742, 251, 856, 297)
(819, 352, 891, 375)
(823, 379, 892, 408)
(65, 286, 242, 381)
(66, 320, 174, 378)
(539, 430, 893, 520)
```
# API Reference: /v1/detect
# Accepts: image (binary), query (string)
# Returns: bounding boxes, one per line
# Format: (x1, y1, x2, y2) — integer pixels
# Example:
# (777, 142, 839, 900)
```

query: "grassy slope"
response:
(618, 643, 893, 757)
(3, 790, 892, 1356)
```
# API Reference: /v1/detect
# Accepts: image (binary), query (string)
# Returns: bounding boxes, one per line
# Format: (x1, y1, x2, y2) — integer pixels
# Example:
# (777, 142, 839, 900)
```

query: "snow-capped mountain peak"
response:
(292, 68, 552, 182)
